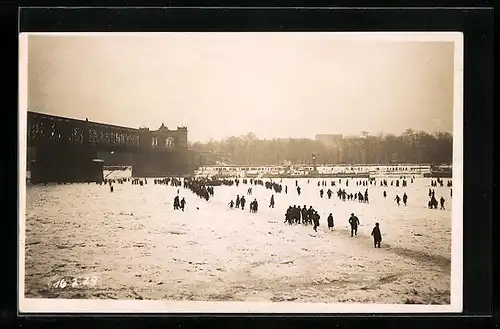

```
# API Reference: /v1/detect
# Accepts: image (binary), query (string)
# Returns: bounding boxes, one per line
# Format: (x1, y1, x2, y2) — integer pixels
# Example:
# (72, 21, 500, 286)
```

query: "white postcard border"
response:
(18, 31, 464, 314)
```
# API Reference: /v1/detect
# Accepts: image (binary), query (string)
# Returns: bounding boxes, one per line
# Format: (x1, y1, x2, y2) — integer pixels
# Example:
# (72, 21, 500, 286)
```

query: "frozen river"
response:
(23, 173, 453, 304)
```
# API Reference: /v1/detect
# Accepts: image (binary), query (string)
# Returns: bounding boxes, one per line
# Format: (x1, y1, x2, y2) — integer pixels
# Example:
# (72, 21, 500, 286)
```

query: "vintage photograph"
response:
(19, 32, 463, 313)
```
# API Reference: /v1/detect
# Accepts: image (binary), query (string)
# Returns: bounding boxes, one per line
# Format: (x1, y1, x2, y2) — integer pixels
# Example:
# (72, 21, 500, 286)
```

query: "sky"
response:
(25, 33, 456, 143)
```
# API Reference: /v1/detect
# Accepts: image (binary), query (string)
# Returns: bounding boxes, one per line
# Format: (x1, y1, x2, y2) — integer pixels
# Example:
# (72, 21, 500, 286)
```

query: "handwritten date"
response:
(52, 276, 98, 289)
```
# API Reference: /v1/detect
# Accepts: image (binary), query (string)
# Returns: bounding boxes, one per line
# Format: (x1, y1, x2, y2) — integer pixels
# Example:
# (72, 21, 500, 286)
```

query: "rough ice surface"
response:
(24, 172, 452, 304)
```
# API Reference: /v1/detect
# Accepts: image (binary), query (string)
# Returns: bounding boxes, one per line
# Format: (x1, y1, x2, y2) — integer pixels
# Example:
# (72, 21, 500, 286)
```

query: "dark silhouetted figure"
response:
(402, 193, 408, 206)
(327, 213, 334, 231)
(110, 185, 114, 193)
(173, 195, 180, 210)
(395, 195, 401, 206)
(349, 213, 360, 237)
(235, 195, 240, 208)
(313, 211, 320, 232)
(297, 186, 301, 195)
(320, 189, 324, 198)
(383, 190, 387, 198)
(180, 197, 186, 211)
(440, 197, 445, 210)
(229, 200, 234, 209)
(371, 222, 382, 248)
(269, 195, 275, 208)
(240, 196, 246, 210)
(250, 199, 258, 213)
(429, 195, 438, 209)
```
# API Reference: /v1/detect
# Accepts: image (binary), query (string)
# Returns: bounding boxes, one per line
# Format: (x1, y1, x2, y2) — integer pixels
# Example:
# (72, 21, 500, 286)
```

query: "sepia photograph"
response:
(18, 32, 463, 313)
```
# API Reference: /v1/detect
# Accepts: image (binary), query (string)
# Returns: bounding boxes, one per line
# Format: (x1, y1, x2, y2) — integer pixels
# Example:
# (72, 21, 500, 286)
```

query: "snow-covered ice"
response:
(24, 174, 452, 304)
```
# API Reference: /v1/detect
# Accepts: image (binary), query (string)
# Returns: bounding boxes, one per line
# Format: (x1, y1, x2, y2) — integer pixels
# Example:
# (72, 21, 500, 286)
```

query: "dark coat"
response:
(327, 215, 334, 227)
(371, 226, 382, 241)
(349, 216, 359, 228)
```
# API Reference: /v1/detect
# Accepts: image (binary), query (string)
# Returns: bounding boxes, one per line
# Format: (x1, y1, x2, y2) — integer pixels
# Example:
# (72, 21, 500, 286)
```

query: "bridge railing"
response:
(27, 111, 141, 151)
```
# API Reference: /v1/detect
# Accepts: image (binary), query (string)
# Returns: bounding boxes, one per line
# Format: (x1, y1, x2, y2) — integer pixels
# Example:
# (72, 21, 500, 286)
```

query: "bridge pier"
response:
(30, 144, 103, 184)
(131, 150, 197, 177)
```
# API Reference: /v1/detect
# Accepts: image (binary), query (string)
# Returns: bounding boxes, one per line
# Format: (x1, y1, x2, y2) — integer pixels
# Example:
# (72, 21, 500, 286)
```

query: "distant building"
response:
(138, 123, 188, 151)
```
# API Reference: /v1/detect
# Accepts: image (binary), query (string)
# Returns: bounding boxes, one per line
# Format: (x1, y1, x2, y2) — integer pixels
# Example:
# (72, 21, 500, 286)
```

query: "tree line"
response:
(190, 129, 453, 166)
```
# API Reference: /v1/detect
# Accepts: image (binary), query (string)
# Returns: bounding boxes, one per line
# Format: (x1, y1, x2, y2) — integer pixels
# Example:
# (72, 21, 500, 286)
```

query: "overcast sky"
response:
(26, 33, 455, 142)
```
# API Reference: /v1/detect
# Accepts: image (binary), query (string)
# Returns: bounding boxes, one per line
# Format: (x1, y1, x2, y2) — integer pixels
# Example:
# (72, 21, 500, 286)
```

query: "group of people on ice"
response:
(334, 188, 369, 203)
(284, 205, 322, 232)
(183, 177, 215, 201)
(228, 195, 260, 213)
(173, 195, 186, 211)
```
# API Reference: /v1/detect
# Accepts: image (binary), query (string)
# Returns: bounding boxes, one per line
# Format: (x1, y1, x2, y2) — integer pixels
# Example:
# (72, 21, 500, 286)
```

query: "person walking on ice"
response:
(394, 194, 401, 206)
(348, 213, 360, 237)
(440, 196, 446, 210)
(402, 193, 408, 206)
(269, 194, 275, 208)
(371, 222, 382, 248)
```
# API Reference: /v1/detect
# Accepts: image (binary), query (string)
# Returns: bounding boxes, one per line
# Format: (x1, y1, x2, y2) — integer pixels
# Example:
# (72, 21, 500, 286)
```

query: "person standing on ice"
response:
(229, 200, 234, 209)
(297, 186, 301, 195)
(269, 195, 275, 208)
(364, 189, 369, 203)
(394, 195, 401, 206)
(285, 206, 293, 225)
(240, 196, 246, 210)
(180, 197, 186, 211)
(320, 189, 324, 198)
(348, 213, 360, 237)
(173, 195, 180, 210)
(312, 211, 320, 232)
(285, 185, 288, 194)
(235, 195, 240, 208)
(371, 222, 382, 248)
(402, 193, 408, 206)
(383, 190, 387, 198)
(307, 205, 314, 218)
(440, 196, 446, 210)
(327, 213, 334, 231)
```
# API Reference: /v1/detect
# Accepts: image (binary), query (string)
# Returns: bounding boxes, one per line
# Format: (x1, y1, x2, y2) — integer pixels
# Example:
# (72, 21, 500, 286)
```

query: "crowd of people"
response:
(99, 173, 451, 248)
